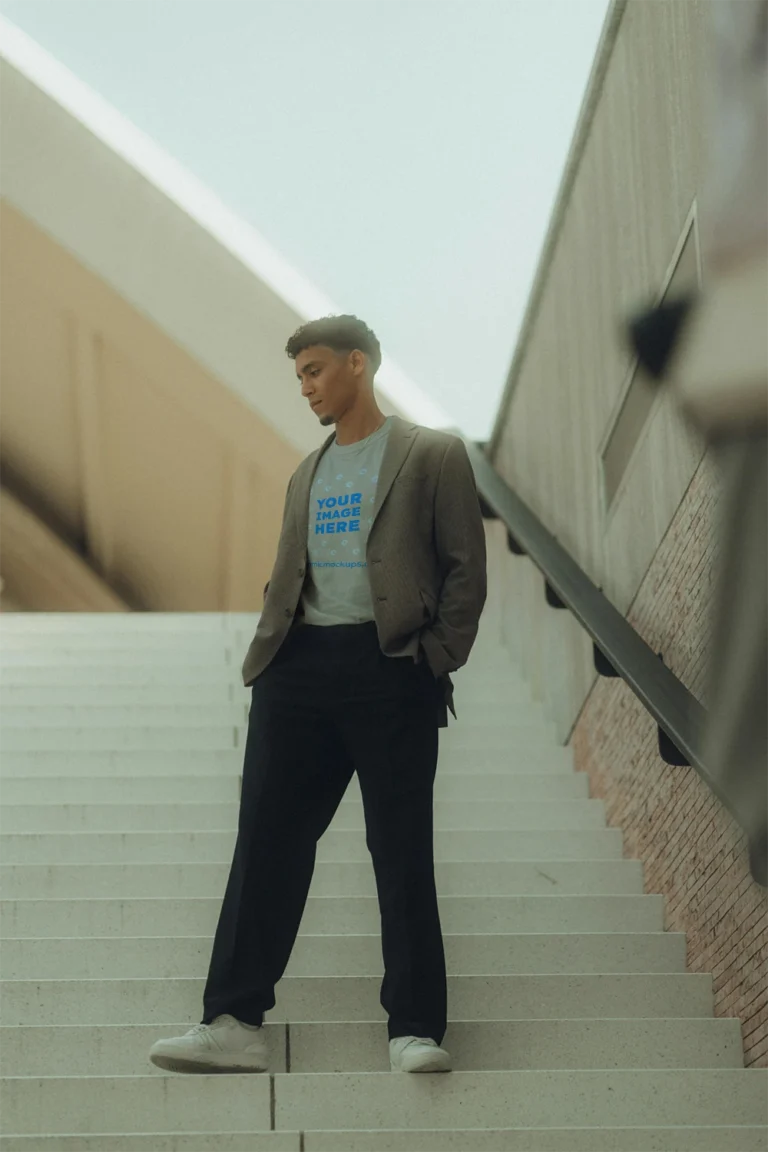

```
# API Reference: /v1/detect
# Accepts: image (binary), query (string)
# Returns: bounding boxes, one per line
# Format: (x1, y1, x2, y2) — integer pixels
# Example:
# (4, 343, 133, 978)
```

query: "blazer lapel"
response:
(293, 431, 336, 546)
(371, 417, 418, 528)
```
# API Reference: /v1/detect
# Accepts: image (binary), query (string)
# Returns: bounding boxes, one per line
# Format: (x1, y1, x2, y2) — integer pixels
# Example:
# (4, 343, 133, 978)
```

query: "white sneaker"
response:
(389, 1036, 452, 1073)
(149, 1015, 268, 1074)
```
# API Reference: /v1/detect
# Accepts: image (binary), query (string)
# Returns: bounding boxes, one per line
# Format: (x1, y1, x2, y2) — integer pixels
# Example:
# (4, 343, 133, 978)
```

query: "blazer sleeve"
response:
(263, 471, 297, 603)
(420, 437, 487, 674)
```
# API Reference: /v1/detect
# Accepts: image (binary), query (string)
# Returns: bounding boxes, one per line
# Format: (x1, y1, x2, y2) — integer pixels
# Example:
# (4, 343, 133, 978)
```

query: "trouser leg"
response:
(337, 628, 446, 1043)
(202, 635, 353, 1025)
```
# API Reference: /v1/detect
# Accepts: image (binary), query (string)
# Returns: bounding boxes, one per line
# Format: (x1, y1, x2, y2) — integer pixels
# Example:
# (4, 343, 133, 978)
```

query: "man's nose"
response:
(300, 378, 314, 397)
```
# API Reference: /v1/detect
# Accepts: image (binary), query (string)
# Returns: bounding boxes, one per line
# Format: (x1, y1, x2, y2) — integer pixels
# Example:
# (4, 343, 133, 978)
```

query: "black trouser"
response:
(202, 622, 447, 1043)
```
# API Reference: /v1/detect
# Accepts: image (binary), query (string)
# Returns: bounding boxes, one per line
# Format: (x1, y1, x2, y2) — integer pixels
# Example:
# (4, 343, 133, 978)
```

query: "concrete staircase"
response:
(1, 612, 766, 1151)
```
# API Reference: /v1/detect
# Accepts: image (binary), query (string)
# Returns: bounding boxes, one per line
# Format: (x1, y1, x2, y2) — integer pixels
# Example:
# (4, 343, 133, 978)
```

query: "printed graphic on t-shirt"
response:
(311, 472, 377, 569)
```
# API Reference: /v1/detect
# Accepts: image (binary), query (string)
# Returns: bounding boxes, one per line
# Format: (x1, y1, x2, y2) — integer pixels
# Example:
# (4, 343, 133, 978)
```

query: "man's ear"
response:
(350, 349, 366, 377)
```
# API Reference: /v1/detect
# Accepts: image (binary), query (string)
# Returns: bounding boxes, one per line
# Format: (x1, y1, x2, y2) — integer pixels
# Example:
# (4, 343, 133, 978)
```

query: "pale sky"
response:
(0, 0, 608, 439)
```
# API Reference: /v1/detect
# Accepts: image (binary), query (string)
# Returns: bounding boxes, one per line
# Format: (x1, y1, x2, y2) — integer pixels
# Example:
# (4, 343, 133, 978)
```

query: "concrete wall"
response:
(487, 0, 766, 1064)
(0, 488, 130, 613)
(491, 0, 710, 740)
(0, 202, 301, 612)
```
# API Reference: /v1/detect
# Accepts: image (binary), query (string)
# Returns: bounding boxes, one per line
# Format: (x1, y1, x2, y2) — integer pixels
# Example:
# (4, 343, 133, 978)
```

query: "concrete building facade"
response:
(488, 0, 766, 1065)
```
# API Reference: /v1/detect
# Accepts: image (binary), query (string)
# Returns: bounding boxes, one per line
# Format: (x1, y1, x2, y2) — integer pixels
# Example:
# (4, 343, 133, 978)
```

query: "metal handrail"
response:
(466, 441, 746, 830)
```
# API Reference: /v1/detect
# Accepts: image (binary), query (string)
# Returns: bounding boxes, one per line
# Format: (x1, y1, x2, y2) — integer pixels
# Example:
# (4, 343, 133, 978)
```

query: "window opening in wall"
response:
(600, 214, 701, 512)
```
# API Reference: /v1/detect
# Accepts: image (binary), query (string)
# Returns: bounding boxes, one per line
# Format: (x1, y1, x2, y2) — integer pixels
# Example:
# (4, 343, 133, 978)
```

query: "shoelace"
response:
(187, 1023, 212, 1036)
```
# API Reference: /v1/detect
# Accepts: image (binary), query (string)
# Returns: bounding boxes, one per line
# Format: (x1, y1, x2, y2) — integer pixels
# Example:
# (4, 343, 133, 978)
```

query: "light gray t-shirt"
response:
(300, 419, 392, 626)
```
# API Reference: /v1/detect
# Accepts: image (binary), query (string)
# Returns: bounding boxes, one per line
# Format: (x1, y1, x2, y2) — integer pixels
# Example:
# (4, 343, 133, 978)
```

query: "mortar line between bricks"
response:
(270, 1073, 275, 1130)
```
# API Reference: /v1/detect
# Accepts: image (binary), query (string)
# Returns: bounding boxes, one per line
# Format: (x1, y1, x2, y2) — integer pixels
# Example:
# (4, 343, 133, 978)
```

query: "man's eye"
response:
(311, 369, 321, 377)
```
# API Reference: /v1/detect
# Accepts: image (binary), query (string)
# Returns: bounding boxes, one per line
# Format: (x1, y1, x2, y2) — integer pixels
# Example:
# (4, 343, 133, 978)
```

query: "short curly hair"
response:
(285, 315, 382, 375)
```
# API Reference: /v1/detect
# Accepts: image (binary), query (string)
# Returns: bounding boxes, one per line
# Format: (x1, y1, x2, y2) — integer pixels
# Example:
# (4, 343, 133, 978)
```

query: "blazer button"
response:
(377, 596, 387, 602)
(298, 567, 305, 577)
(284, 608, 293, 617)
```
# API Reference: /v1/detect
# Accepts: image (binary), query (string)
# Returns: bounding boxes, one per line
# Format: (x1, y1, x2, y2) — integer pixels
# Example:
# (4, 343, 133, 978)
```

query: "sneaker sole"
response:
(150, 1051, 268, 1074)
(390, 1054, 452, 1074)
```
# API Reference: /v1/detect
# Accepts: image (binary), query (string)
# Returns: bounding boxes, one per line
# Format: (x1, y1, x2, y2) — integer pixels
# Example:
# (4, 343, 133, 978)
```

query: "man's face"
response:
(295, 345, 361, 426)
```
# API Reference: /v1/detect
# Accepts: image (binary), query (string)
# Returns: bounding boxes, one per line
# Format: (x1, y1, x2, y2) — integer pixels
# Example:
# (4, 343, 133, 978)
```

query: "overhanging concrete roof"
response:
(0, 17, 453, 456)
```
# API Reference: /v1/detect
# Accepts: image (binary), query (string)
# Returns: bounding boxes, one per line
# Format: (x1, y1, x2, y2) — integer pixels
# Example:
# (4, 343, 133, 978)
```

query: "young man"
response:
(150, 315, 487, 1074)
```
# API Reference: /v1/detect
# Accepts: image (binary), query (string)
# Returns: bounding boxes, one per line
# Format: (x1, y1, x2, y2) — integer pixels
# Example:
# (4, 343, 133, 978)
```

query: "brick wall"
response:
(570, 452, 768, 1067)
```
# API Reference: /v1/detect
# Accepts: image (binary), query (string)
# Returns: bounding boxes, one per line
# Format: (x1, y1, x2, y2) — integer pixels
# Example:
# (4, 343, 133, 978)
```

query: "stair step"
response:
(2, 1130, 766, 1152)
(454, 673, 533, 693)
(0, 706, 249, 728)
(0, 771, 589, 804)
(0, 685, 239, 707)
(0, 635, 240, 652)
(0, 668, 244, 687)
(1, 1017, 744, 1077)
(275, 1070, 767, 1130)
(1, 893, 663, 938)
(458, 707, 551, 727)
(0, 746, 575, 775)
(342, 770, 593, 802)
(3, 1070, 763, 1136)
(453, 688, 536, 708)
(440, 727, 555, 750)
(1, 859, 642, 899)
(1, 728, 241, 753)
(0, 650, 235, 667)
(1, 778, 243, 805)
(0, 1136, 296, 1152)
(439, 746, 574, 771)
(0, 612, 257, 633)
(0, 828, 625, 863)
(0, 692, 541, 723)
(0, 1136, 297, 1152)
(1, 1022, 288, 1076)
(302, 1126, 768, 1151)
(451, 705, 547, 727)
(1, 1075, 271, 1136)
(1, 931, 686, 980)
(1, 728, 560, 755)
(0, 701, 548, 727)
(0, 798, 607, 833)
(0, 752, 255, 777)
(2, 974, 713, 1026)
(290, 1017, 744, 1072)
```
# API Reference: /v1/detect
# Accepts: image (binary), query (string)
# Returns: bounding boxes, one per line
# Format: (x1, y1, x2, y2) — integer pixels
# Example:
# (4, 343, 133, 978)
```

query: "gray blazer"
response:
(241, 416, 487, 723)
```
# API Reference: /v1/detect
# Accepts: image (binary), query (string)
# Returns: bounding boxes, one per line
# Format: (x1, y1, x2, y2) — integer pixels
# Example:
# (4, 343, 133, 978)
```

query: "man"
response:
(150, 315, 487, 1074)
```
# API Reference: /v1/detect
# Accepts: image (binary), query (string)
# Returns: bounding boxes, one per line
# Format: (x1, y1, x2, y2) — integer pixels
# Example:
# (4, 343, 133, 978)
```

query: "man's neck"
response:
(334, 405, 387, 446)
